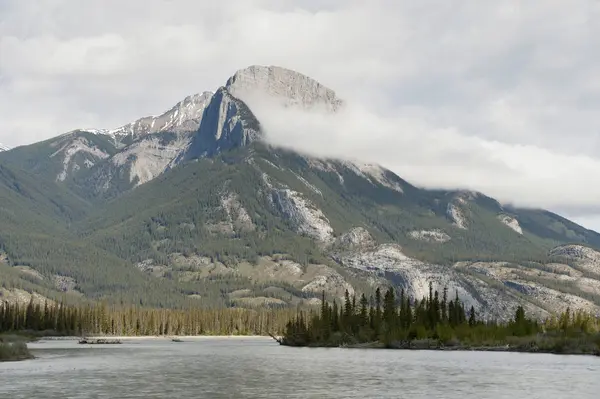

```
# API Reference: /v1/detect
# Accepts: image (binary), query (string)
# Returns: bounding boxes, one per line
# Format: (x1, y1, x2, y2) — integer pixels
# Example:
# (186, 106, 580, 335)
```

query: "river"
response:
(0, 337, 598, 398)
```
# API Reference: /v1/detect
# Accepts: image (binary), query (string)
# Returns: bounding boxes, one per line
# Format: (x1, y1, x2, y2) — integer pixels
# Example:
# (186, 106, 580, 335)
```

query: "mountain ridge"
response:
(0, 65, 599, 319)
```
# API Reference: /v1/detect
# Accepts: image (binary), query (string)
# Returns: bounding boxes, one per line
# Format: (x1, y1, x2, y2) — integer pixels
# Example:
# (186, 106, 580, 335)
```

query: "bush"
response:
(0, 341, 32, 362)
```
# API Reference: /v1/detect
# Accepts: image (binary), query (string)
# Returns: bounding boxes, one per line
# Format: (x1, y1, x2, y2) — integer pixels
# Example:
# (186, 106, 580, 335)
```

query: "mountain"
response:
(106, 91, 213, 141)
(0, 143, 10, 152)
(1, 65, 600, 319)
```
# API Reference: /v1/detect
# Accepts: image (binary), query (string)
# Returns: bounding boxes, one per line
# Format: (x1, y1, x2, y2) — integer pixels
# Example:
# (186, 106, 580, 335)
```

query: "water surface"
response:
(1, 337, 598, 398)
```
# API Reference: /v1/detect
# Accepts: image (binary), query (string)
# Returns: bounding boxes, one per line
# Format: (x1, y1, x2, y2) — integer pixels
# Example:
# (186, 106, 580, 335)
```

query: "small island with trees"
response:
(278, 285, 600, 356)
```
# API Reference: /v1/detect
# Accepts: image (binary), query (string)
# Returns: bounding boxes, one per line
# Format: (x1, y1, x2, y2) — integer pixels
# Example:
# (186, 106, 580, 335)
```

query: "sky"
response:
(1, 0, 600, 231)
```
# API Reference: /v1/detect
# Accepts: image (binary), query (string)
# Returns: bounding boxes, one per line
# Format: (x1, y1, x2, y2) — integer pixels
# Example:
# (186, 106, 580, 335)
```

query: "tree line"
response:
(0, 298, 296, 337)
(281, 284, 600, 352)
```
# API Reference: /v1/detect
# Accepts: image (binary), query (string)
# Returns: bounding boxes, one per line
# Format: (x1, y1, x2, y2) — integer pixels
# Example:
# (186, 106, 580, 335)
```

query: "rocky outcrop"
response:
(110, 132, 191, 186)
(220, 192, 255, 233)
(550, 245, 600, 275)
(447, 203, 468, 229)
(408, 230, 451, 243)
(337, 227, 376, 250)
(50, 134, 111, 181)
(271, 188, 334, 242)
(498, 214, 523, 234)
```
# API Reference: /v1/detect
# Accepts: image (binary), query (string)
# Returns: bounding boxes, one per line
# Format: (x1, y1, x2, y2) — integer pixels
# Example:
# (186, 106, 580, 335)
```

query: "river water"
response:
(0, 337, 598, 398)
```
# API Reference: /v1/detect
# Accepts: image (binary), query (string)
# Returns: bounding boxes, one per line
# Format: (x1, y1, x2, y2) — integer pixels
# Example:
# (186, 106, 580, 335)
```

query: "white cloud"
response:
(1, 0, 600, 229)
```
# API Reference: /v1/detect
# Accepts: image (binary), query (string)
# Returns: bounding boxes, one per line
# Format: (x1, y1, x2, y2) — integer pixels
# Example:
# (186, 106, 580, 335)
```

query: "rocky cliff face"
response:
(183, 87, 261, 160)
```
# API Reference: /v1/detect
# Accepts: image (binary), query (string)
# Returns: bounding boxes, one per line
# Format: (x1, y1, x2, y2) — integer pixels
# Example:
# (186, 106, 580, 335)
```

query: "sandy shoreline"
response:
(39, 335, 271, 341)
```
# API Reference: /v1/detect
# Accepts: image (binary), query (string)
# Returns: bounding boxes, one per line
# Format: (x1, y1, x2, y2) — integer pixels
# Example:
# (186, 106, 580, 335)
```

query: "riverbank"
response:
(282, 336, 600, 357)
(40, 335, 268, 341)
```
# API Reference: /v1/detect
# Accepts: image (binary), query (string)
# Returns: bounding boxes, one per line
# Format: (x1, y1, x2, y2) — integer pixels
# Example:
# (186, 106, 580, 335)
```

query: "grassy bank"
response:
(336, 334, 600, 356)
(0, 335, 33, 362)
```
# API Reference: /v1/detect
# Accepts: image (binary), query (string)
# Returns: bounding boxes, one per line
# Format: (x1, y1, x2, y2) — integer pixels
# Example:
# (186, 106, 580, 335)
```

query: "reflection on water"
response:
(1, 337, 599, 398)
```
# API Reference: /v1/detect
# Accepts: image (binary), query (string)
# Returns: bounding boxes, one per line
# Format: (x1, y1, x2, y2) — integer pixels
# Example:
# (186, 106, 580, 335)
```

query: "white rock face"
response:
(408, 230, 451, 243)
(302, 272, 355, 299)
(337, 227, 376, 249)
(111, 133, 191, 186)
(271, 188, 334, 242)
(108, 92, 213, 138)
(550, 245, 600, 275)
(226, 65, 343, 112)
(498, 214, 523, 234)
(338, 244, 483, 312)
(457, 261, 600, 316)
(447, 203, 468, 229)
(50, 135, 110, 181)
(220, 192, 255, 232)
(336, 244, 553, 321)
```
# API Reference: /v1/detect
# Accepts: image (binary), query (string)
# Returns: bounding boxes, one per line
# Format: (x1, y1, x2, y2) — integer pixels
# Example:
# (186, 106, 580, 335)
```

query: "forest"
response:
(0, 298, 295, 337)
(280, 284, 600, 356)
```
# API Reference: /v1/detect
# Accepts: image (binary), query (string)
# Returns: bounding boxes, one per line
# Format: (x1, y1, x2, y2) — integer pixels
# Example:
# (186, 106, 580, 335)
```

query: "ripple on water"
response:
(1, 338, 599, 399)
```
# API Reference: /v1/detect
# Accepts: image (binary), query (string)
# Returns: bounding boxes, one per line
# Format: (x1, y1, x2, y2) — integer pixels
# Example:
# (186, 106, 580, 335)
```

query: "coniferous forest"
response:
(0, 298, 295, 338)
(280, 285, 600, 356)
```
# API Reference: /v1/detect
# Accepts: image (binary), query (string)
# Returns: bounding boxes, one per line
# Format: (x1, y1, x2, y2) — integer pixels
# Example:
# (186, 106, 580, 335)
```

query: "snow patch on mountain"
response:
(497, 214, 523, 234)
(408, 230, 451, 243)
(0, 143, 11, 152)
(271, 188, 334, 242)
(50, 136, 110, 181)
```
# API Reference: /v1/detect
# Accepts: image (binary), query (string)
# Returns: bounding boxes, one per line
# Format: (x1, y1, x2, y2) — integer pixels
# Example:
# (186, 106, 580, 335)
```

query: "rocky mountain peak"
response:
(108, 91, 213, 138)
(226, 65, 344, 112)
(183, 87, 262, 159)
(183, 66, 344, 161)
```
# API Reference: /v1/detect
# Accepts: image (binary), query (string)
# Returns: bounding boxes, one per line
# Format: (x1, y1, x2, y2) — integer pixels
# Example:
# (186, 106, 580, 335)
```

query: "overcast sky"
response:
(1, 0, 600, 231)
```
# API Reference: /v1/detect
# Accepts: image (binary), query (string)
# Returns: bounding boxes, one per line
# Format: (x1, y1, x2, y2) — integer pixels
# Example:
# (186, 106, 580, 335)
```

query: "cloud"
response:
(249, 97, 600, 210)
(1, 0, 600, 230)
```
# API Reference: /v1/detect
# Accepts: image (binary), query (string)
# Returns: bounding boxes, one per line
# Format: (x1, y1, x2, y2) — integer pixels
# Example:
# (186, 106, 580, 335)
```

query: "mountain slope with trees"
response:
(0, 65, 599, 320)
